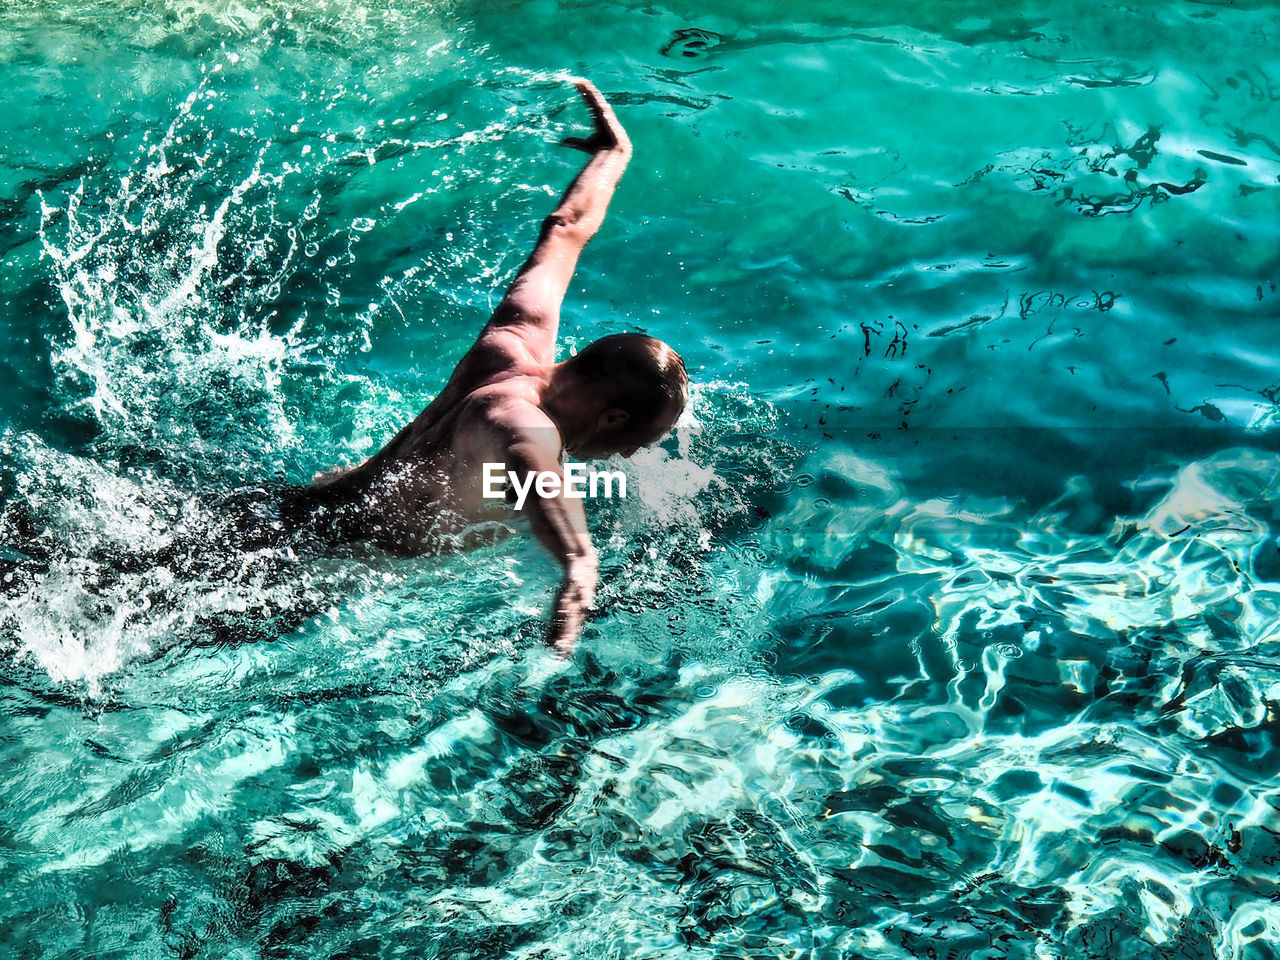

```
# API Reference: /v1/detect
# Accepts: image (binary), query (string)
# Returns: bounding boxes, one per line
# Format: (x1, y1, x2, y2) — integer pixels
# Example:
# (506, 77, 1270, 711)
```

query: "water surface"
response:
(2, 1, 1279, 957)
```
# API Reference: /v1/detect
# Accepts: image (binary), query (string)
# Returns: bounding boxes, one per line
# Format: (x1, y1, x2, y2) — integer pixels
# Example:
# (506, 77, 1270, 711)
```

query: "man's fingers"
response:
(562, 76, 630, 155)
(546, 618, 580, 657)
(570, 76, 604, 106)
(569, 77, 612, 127)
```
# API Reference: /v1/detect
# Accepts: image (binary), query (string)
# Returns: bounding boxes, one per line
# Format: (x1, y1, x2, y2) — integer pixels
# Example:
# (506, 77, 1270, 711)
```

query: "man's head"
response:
(549, 333, 688, 458)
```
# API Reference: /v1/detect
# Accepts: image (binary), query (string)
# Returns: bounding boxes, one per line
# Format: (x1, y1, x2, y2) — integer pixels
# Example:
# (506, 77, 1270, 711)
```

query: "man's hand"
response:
(560, 78, 632, 156)
(547, 551, 598, 657)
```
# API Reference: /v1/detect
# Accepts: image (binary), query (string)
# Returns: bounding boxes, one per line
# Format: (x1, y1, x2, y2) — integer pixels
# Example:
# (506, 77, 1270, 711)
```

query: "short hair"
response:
(566, 333, 688, 426)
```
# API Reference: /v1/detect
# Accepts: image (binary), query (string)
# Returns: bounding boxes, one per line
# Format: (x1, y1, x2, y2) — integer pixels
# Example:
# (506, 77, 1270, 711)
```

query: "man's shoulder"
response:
(455, 384, 561, 453)
(440, 324, 549, 407)
(462, 323, 545, 377)
(474, 386, 557, 431)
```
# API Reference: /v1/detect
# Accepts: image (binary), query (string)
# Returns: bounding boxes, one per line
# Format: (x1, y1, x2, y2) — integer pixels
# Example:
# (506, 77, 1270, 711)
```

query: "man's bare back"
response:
(280, 79, 688, 654)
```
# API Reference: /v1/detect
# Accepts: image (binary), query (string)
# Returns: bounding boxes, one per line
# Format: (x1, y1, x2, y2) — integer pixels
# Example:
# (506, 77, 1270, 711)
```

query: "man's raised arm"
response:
(485, 79, 632, 359)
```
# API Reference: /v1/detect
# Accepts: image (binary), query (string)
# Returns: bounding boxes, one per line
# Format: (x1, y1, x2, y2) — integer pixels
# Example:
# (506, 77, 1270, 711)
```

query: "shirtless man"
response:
(280, 79, 688, 655)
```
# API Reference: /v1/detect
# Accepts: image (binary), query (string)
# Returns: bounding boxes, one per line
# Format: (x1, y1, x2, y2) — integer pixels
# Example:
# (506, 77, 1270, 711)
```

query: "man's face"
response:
(616, 407, 683, 459)
(570, 405, 681, 460)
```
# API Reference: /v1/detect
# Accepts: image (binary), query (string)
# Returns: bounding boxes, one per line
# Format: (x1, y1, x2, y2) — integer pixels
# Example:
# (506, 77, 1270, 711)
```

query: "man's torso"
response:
(283, 333, 559, 555)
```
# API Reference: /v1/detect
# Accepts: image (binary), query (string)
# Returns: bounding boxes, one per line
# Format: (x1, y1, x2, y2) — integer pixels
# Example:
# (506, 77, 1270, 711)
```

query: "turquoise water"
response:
(2, 0, 1280, 956)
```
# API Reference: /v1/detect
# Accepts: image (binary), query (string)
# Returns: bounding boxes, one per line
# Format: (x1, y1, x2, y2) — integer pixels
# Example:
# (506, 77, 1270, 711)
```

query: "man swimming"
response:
(279, 79, 688, 655)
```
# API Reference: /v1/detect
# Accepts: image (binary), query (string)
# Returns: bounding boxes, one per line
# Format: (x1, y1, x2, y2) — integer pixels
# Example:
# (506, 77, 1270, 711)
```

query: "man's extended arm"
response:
(504, 436, 598, 656)
(484, 79, 632, 362)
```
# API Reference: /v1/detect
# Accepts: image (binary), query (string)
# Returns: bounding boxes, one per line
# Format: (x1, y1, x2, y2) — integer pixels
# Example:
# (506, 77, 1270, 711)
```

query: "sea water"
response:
(1, 1, 1278, 957)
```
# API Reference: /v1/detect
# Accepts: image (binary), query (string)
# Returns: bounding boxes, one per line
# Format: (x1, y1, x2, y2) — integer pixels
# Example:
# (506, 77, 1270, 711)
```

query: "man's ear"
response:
(597, 407, 629, 431)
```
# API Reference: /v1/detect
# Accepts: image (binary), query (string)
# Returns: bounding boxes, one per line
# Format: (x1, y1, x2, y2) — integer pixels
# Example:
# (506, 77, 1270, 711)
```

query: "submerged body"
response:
(280, 79, 687, 653)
